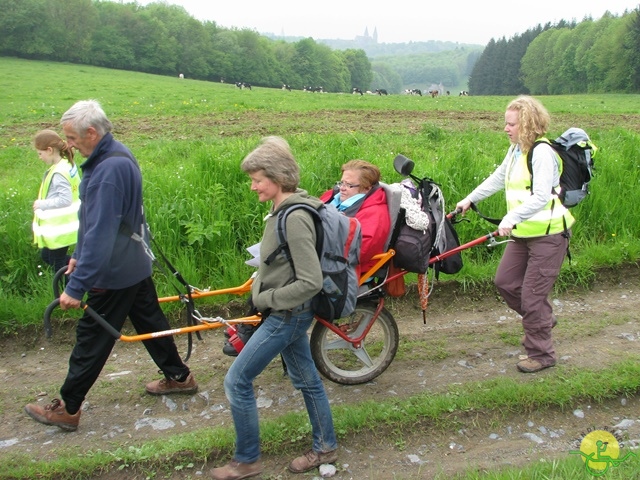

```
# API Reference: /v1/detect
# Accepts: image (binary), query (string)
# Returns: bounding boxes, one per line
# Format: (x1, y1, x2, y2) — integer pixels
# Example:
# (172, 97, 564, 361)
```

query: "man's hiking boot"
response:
(209, 458, 263, 480)
(288, 448, 338, 473)
(145, 372, 198, 395)
(24, 398, 80, 431)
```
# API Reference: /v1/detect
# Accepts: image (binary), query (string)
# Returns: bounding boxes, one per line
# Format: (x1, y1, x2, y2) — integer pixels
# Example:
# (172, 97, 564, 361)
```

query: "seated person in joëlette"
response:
(222, 159, 391, 358)
(320, 159, 391, 277)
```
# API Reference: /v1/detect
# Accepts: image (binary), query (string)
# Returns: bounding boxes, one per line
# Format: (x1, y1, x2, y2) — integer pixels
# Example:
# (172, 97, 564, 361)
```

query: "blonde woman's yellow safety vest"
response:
(33, 160, 81, 249)
(505, 145, 574, 238)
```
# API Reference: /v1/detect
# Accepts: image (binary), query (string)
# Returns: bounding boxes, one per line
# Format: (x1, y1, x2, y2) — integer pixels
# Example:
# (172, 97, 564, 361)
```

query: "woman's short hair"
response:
(241, 136, 300, 192)
(60, 99, 113, 138)
(341, 159, 381, 190)
(506, 95, 550, 153)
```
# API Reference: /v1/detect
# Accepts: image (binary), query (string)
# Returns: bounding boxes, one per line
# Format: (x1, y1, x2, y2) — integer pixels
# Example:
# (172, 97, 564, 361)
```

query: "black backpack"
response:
(527, 127, 598, 208)
(391, 155, 463, 277)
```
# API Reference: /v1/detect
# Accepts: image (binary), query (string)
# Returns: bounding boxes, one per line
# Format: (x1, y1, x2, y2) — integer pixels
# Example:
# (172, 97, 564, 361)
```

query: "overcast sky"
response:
(134, 0, 638, 45)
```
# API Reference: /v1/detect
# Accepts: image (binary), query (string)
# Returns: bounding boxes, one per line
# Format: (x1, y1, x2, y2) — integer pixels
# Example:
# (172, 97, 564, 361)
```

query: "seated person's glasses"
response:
(335, 181, 360, 189)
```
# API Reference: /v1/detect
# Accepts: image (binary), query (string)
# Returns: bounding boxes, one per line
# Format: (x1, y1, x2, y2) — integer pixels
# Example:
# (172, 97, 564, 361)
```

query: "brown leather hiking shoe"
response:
(288, 449, 338, 473)
(24, 398, 80, 431)
(145, 372, 198, 395)
(516, 357, 555, 373)
(209, 459, 263, 480)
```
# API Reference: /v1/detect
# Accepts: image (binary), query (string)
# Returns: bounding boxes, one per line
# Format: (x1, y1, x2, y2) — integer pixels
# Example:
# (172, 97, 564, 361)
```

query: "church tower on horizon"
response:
(355, 26, 378, 45)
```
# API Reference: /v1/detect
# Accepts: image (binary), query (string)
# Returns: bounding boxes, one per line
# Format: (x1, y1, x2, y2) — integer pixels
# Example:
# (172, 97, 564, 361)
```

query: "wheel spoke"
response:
(350, 344, 374, 367)
(323, 337, 352, 350)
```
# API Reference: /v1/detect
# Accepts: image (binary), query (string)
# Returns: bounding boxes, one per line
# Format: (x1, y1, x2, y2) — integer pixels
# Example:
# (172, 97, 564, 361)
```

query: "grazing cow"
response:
(282, 84, 292, 91)
(375, 89, 388, 96)
(429, 90, 439, 98)
(352, 87, 363, 95)
(303, 86, 323, 92)
(411, 89, 422, 96)
(178, 73, 184, 79)
(459, 90, 469, 96)
(236, 82, 252, 90)
(446, 91, 450, 96)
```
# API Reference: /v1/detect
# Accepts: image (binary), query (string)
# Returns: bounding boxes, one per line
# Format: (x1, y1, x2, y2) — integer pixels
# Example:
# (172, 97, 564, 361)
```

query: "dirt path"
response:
(1, 265, 639, 479)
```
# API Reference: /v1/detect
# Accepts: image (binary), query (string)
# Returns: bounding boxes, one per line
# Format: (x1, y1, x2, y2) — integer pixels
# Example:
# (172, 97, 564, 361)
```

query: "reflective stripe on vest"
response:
(505, 146, 574, 238)
(33, 160, 81, 249)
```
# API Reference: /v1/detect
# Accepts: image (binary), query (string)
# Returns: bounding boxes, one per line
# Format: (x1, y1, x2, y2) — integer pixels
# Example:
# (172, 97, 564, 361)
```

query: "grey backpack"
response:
(265, 203, 362, 321)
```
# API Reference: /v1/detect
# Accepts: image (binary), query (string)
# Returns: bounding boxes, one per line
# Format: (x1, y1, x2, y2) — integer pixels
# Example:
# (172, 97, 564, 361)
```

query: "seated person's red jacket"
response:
(320, 185, 391, 275)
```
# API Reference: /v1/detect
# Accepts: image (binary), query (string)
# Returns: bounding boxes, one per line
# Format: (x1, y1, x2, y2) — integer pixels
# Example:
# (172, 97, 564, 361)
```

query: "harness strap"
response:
(470, 202, 502, 226)
(98, 151, 199, 360)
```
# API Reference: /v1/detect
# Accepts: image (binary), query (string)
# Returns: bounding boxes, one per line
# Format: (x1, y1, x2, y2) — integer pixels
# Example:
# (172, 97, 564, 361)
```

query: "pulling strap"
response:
(469, 203, 502, 226)
(121, 221, 200, 362)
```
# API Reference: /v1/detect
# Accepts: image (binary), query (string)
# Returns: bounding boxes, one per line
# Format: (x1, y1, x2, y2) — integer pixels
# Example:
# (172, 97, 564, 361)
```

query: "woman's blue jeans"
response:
(223, 305, 337, 463)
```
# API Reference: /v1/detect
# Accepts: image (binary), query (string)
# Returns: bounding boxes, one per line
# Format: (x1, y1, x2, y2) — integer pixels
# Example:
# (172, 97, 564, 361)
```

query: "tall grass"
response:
(1, 57, 639, 330)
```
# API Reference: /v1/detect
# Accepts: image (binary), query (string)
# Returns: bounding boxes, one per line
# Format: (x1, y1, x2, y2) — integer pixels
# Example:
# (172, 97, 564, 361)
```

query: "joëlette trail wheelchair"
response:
(44, 155, 506, 385)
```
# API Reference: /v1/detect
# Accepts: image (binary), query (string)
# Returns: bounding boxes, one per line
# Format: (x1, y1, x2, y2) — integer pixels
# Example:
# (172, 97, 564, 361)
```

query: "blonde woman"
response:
(456, 96, 572, 374)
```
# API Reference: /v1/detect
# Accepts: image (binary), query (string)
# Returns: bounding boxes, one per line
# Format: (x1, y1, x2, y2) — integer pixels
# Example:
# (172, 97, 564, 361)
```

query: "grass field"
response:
(1, 56, 640, 329)
(2, 55, 640, 480)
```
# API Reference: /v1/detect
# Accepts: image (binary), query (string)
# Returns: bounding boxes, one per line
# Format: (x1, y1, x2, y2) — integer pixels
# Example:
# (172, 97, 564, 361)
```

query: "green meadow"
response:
(2, 56, 640, 480)
(1, 55, 640, 331)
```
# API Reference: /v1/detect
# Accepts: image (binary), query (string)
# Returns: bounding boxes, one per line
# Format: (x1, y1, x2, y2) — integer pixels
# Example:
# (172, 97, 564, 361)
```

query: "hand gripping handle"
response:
(44, 298, 122, 340)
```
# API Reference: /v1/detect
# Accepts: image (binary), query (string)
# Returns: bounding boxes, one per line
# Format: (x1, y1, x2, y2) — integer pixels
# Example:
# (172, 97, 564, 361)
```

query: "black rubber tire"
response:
(310, 302, 399, 385)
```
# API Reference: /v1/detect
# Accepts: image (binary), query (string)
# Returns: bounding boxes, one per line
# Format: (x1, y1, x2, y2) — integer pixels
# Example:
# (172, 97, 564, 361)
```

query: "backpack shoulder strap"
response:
(264, 203, 323, 268)
(526, 138, 553, 193)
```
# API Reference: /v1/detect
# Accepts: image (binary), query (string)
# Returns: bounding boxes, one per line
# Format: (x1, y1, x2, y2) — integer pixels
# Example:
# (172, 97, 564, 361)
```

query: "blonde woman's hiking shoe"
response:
(24, 398, 80, 431)
(209, 459, 263, 480)
(516, 358, 555, 373)
(288, 449, 338, 473)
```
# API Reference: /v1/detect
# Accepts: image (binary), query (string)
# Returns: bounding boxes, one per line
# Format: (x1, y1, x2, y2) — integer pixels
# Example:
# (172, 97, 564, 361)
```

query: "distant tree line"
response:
(5, 1, 634, 95)
(469, 9, 640, 94)
(285, 35, 484, 93)
(0, 0, 373, 92)
(0, 0, 483, 94)
(373, 48, 482, 92)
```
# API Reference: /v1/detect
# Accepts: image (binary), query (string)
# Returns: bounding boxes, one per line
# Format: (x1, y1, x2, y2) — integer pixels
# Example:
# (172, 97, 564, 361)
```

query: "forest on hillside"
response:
(470, 9, 640, 94)
(0, 0, 638, 94)
(0, 0, 478, 93)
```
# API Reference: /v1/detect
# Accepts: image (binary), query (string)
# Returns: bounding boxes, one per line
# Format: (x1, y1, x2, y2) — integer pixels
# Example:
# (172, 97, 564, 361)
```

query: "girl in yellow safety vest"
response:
(32, 129, 81, 275)
(455, 96, 572, 374)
